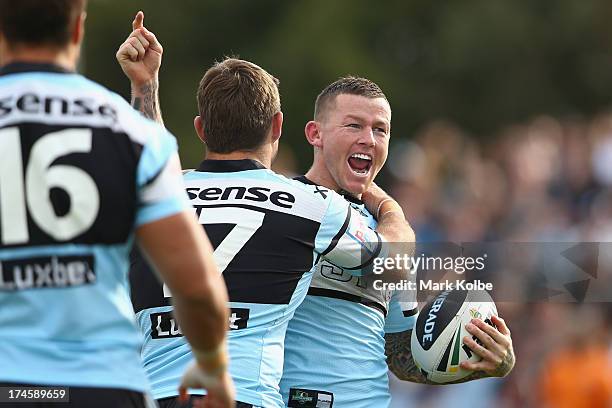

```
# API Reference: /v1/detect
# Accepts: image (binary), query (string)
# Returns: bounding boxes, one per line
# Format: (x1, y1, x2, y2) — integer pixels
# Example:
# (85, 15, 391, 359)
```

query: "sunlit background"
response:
(83, 1, 612, 406)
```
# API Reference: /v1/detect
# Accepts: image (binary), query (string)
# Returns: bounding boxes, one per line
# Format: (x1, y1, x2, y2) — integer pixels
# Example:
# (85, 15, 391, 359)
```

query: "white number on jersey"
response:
(0, 127, 100, 245)
(163, 207, 265, 297)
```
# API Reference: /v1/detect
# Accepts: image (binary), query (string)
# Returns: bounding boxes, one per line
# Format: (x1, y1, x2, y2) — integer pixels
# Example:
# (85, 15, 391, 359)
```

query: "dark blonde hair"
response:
(196, 58, 281, 153)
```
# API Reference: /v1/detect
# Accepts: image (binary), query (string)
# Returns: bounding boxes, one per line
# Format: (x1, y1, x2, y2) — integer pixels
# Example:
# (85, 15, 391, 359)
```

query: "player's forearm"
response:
(171, 251, 228, 362)
(363, 185, 414, 244)
(385, 330, 431, 384)
(385, 330, 516, 384)
(376, 209, 416, 281)
(173, 273, 228, 348)
(170, 263, 230, 374)
(385, 330, 490, 385)
(131, 78, 164, 125)
(166, 234, 229, 354)
(172, 281, 229, 372)
(165, 241, 229, 374)
(136, 212, 228, 356)
(376, 209, 415, 245)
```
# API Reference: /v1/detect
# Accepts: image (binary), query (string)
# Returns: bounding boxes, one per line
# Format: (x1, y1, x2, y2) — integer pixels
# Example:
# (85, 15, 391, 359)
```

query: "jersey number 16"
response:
(0, 127, 100, 245)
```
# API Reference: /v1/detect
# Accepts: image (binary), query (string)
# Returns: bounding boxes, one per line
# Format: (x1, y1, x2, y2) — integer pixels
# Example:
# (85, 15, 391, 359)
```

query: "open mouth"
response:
(347, 153, 372, 176)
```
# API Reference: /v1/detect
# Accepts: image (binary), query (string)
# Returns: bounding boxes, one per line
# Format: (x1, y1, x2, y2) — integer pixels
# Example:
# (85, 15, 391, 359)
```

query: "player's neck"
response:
(206, 150, 272, 169)
(0, 45, 77, 71)
(305, 167, 338, 191)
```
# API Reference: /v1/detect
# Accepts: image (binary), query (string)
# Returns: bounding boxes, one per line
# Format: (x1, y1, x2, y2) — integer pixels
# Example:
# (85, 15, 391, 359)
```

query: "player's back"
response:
(131, 159, 382, 407)
(0, 63, 182, 393)
(281, 177, 418, 408)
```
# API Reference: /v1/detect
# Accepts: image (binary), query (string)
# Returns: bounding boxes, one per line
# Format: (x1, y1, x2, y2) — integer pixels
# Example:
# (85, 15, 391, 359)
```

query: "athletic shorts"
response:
(157, 395, 256, 408)
(0, 383, 156, 408)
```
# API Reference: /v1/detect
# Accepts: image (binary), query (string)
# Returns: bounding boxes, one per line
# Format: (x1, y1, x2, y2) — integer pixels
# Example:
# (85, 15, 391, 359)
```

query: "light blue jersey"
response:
(0, 63, 188, 393)
(130, 160, 385, 407)
(281, 177, 418, 408)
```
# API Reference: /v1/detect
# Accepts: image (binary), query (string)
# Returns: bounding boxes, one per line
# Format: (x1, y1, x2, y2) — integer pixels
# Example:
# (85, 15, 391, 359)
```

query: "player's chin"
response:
(341, 172, 371, 196)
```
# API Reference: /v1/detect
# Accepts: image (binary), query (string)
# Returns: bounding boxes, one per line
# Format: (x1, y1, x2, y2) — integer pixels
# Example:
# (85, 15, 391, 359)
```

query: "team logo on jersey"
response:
(0, 255, 95, 291)
(349, 215, 375, 248)
(186, 186, 295, 209)
(0, 93, 117, 123)
(288, 388, 333, 408)
(350, 203, 369, 218)
(313, 186, 328, 199)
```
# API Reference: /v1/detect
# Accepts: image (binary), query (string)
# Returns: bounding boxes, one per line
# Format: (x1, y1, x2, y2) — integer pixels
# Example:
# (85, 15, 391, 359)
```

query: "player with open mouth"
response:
(348, 152, 373, 175)
(306, 91, 391, 197)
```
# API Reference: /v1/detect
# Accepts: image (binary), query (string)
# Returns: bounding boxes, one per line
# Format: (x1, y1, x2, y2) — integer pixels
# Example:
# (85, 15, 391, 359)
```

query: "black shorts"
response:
(0, 383, 155, 408)
(157, 395, 254, 408)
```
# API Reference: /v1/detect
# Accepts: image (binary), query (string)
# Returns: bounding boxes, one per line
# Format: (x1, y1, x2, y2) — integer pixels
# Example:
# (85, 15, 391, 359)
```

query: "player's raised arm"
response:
(116, 11, 164, 124)
(315, 182, 415, 279)
(312, 184, 413, 277)
(361, 182, 415, 245)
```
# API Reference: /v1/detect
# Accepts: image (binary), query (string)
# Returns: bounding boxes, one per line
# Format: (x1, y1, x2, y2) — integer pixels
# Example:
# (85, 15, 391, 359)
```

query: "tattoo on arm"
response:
(384, 330, 492, 385)
(488, 347, 515, 378)
(444, 349, 514, 383)
(385, 330, 431, 384)
(131, 81, 164, 126)
(132, 96, 142, 112)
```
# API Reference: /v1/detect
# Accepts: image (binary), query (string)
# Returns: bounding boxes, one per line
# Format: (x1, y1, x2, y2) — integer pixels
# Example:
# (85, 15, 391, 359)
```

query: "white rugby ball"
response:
(410, 289, 498, 383)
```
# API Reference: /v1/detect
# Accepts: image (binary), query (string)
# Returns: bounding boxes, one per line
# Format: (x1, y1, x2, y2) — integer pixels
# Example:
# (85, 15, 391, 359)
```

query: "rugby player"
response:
(280, 77, 516, 407)
(116, 13, 414, 408)
(0, 1, 233, 407)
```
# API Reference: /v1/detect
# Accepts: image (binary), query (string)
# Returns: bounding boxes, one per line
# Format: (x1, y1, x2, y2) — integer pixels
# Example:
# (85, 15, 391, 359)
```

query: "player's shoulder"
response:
(349, 201, 376, 226)
(70, 75, 172, 147)
(103, 88, 169, 140)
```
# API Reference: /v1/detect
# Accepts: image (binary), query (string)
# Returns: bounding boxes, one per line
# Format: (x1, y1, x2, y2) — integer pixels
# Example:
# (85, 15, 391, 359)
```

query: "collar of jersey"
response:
(294, 175, 364, 205)
(196, 159, 266, 172)
(0, 62, 73, 76)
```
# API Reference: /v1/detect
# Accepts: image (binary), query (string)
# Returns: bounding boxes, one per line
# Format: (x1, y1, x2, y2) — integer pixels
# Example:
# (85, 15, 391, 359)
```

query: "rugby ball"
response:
(410, 289, 497, 383)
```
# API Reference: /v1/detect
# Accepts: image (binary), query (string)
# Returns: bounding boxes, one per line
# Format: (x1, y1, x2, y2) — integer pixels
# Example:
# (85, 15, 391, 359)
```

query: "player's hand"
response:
(179, 363, 235, 408)
(116, 11, 163, 88)
(361, 183, 400, 220)
(460, 315, 516, 377)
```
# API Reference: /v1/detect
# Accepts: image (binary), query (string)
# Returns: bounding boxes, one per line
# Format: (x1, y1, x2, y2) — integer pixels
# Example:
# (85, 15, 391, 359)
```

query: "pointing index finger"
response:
(132, 10, 144, 31)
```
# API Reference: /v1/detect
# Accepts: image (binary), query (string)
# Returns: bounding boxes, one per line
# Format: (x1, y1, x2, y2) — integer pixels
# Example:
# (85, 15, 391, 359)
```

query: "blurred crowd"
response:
(384, 115, 612, 407)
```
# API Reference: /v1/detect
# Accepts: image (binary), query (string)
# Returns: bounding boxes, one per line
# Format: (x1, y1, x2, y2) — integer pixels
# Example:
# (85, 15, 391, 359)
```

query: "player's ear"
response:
(270, 111, 283, 143)
(72, 12, 87, 46)
(305, 120, 322, 148)
(194, 116, 206, 144)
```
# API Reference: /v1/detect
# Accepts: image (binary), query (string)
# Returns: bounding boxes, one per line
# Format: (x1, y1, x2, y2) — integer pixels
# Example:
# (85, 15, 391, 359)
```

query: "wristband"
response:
(192, 342, 228, 376)
(376, 198, 393, 219)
